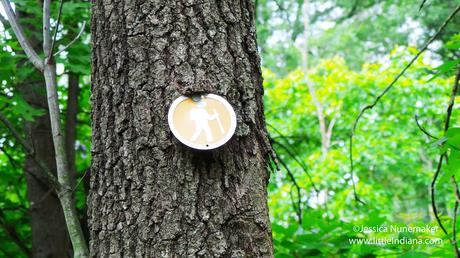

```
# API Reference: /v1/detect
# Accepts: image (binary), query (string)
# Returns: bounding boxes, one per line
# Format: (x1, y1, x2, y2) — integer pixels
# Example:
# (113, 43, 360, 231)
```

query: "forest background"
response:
(1, 0, 460, 257)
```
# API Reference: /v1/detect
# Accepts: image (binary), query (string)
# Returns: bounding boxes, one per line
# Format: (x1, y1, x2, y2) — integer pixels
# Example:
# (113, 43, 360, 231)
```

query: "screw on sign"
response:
(168, 94, 237, 150)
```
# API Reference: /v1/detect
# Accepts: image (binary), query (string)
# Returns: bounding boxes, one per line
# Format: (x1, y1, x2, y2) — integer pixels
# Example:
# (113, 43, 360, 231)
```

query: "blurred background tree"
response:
(0, 0, 460, 257)
(0, 0, 90, 256)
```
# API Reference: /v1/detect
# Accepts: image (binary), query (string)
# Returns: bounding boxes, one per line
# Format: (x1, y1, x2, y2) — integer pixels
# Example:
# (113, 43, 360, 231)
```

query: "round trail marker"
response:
(168, 94, 237, 150)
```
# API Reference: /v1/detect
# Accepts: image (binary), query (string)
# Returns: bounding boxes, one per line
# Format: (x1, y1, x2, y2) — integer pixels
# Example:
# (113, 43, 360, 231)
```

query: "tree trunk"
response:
(89, 0, 273, 257)
(21, 92, 71, 258)
(16, 10, 72, 258)
(66, 73, 80, 190)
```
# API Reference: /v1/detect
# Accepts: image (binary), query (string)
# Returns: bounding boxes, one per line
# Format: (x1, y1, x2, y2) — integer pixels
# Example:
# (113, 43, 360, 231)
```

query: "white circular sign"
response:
(168, 94, 237, 150)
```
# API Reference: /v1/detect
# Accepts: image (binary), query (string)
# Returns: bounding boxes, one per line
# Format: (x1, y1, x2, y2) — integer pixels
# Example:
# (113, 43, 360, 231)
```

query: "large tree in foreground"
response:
(89, 0, 274, 256)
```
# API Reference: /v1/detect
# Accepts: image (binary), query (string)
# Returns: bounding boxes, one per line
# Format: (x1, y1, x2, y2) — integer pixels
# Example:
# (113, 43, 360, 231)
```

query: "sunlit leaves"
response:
(1, 94, 45, 121)
(445, 33, 460, 50)
(265, 47, 454, 256)
(428, 33, 460, 82)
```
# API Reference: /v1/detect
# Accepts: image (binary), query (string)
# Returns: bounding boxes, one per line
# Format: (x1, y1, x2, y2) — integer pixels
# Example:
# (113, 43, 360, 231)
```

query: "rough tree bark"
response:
(89, 0, 273, 257)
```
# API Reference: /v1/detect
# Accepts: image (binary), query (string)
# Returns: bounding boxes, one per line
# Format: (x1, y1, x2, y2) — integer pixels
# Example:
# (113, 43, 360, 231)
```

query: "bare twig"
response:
(432, 154, 449, 235)
(268, 124, 319, 193)
(350, 4, 460, 204)
(54, 21, 86, 57)
(0, 0, 43, 71)
(351, 3, 460, 139)
(348, 136, 366, 205)
(49, 0, 65, 59)
(273, 139, 320, 193)
(273, 0, 293, 28)
(267, 134, 281, 173)
(415, 115, 438, 140)
(452, 176, 460, 257)
(443, 66, 460, 131)
(277, 153, 303, 224)
(453, 176, 460, 204)
(72, 168, 90, 193)
(0, 146, 51, 190)
(0, 112, 60, 189)
(419, 0, 428, 12)
(431, 65, 460, 254)
(454, 200, 460, 258)
(326, 114, 337, 148)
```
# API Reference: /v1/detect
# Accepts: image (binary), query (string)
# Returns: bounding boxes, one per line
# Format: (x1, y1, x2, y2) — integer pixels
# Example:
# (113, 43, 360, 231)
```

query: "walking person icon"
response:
(168, 94, 237, 150)
(189, 100, 220, 142)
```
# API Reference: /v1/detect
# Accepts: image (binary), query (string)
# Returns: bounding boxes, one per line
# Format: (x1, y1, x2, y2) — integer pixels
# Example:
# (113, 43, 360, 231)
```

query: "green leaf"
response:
(445, 33, 460, 50)
(427, 60, 460, 82)
(6, 94, 46, 121)
(398, 250, 429, 258)
(445, 127, 460, 149)
(443, 150, 460, 184)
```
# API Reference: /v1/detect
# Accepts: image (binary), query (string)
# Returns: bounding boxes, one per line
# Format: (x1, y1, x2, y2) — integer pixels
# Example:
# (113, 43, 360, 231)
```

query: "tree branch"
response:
(276, 152, 303, 224)
(43, 0, 52, 60)
(326, 113, 338, 150)
(432, 154, 449, 235)
(431, 65, 460, 254)
(350, 4, 460, 205)
(348, 135, 366, 205)
(0, 210, 31, 257)
(54, 21, 86, 57)
(42, 0, 89, 255)
(49, 0, 64, 59)
(453, 199, 460, 258)
(0, 0, 43, 71)
(415, 115, 439, 140)
(0, 146, 52, 191)
(452, 176, 460, 258)
(72, 168, 90, 193)
(419, 0, 428, 12)
(0, 112, 60, 189)
(443, 66, 460, 131)
(302, 0, 330, 155)
(267, 124, 319, 193)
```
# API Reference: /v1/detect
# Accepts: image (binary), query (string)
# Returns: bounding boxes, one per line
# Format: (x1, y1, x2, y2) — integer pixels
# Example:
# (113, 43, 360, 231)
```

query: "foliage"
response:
(1, 0, 460, 257)
(0, 0, 91, 256)
(265, 48, 457, 257)
(256, 0, 460, 73)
